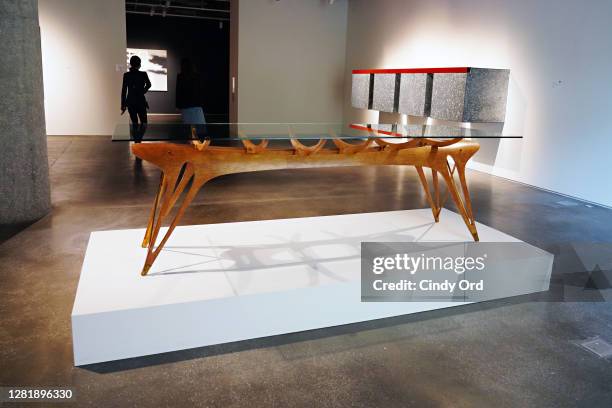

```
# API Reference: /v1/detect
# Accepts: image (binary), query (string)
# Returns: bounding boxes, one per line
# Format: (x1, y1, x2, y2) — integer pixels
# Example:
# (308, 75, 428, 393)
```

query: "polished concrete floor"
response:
(1, 136, 612, 407)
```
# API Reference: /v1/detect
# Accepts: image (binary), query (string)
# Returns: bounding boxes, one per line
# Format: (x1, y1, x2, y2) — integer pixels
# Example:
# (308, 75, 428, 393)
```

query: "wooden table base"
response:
(132, 138, 480, 276)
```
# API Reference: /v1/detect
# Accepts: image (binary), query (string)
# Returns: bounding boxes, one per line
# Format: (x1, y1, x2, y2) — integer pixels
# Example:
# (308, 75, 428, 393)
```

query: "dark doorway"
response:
(125, 1, 230, 121)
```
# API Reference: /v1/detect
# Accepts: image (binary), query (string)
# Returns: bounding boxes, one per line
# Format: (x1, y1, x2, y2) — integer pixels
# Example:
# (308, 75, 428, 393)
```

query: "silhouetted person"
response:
(121, 55, 151, 141)
(176, 58, 206, 125)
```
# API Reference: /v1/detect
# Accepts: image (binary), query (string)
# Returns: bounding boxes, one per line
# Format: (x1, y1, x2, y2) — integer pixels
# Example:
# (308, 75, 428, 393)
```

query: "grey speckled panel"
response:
(398, 73, 428, 116)
(351, 74, 370, 109)
(430, 73, 467, 122)
(431, 69, 510, 123)
(464, 68, 510, 123)
(372, 74, 396, 112)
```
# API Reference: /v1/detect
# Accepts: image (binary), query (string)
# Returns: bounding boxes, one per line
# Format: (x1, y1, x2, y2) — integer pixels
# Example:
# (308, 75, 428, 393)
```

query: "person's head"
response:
(129, 55, 141, 70)
(180, 58, 194, 74)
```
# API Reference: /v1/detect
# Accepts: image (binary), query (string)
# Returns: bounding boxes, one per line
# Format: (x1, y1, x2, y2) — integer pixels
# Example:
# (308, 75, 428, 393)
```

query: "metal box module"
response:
(351, 67, 510, 123)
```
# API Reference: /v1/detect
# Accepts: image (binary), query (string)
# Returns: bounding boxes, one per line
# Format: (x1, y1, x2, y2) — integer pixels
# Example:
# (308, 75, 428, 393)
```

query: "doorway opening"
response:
(125, 0, 231, 123)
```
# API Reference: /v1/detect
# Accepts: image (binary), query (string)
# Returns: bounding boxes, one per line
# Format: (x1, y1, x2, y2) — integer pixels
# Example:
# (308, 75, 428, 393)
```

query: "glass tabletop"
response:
(112, 122, 520, 142)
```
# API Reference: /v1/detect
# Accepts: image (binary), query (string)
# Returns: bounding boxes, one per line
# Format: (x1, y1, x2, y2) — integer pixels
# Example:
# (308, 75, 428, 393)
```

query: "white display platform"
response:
(72, 209, 552, 365)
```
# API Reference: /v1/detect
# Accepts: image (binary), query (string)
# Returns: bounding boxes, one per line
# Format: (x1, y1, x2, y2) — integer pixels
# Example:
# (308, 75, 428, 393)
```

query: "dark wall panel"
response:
(126, 14, 229, 115)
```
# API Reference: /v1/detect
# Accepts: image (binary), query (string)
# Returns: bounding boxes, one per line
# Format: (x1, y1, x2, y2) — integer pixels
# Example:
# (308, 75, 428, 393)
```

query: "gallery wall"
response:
(38, 0, 127, 135)
(238, 0, 348, 122)
(126, 14, 229, 115)
(344, 0, 612, 207)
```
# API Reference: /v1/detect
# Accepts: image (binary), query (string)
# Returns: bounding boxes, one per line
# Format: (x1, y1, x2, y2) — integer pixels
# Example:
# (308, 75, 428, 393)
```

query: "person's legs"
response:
(181, 107, 206, 139)
(137, 107, 147, 141)
(137, 106, 148, 124)
(128, 106, 139, 123)
(181, 107, 206, 125)
(127, 106, 139, 138)
(130, 106, 147, 142)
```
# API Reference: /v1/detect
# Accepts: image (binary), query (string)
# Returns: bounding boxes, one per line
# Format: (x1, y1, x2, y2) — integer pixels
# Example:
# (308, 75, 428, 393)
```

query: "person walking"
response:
(176, 58, 206, 125)
(121, 55, 151, 141)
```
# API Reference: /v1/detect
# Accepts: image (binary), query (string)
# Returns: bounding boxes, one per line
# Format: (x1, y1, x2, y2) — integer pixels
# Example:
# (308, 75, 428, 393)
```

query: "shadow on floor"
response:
(0, 220, 37, 246)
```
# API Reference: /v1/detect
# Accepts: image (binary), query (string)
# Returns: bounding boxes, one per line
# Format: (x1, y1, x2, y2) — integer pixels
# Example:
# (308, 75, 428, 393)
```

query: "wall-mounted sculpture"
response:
(351, 67, 510, 123)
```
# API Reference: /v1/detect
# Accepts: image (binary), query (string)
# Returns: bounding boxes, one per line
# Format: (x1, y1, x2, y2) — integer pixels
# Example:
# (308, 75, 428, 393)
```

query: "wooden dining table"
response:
(112, 122, 505, 276)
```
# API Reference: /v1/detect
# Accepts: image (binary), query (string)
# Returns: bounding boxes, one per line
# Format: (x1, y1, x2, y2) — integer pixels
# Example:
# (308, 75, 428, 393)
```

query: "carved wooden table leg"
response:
(142, 173, 165, 248)
(431, 169, 441, 221)
(141, 159, 216, 276)
(415, 166, 440, 223)
(435, 152, 479, 241)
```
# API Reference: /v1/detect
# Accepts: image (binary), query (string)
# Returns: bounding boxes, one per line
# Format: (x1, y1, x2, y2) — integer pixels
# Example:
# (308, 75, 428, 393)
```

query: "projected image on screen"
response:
(126, 48, 168, 92)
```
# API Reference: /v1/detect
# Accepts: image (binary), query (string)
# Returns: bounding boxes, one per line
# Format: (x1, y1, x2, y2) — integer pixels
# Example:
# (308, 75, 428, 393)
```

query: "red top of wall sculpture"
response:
(348, 124, 400, 136)
(352, 67, 470, 74)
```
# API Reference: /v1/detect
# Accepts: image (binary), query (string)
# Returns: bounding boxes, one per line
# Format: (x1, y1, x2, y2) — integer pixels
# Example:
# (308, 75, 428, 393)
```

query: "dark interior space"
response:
(126, 14, 229, 115)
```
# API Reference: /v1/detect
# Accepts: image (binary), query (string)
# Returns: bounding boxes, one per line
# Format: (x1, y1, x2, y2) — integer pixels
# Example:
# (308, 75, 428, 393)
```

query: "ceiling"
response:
(126, 0, 230, 21)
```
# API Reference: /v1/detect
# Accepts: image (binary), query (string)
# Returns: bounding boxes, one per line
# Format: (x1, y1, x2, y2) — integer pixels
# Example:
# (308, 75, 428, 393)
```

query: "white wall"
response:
(238, 0, 348, 122)
(39, 0, 127, 135)
(344, 0, 612, 207)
